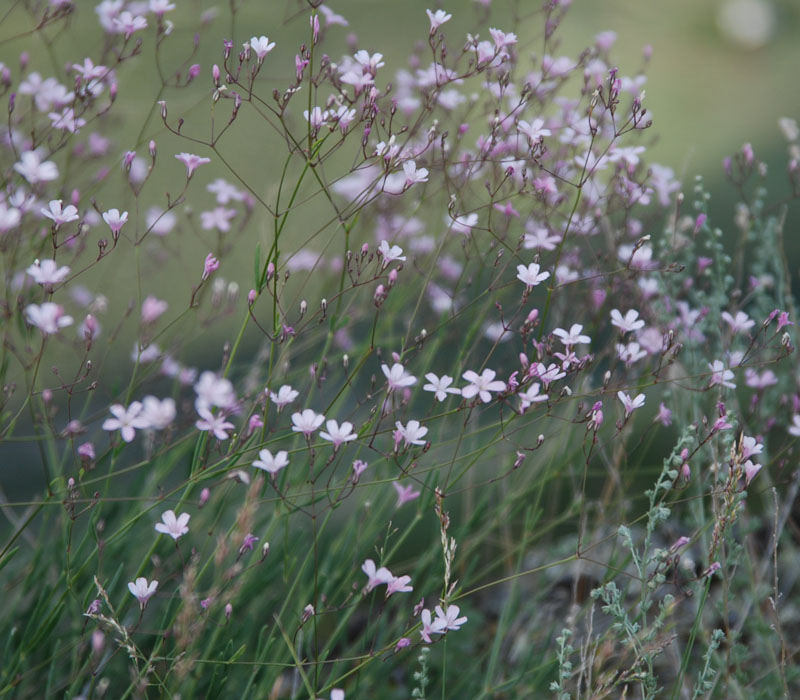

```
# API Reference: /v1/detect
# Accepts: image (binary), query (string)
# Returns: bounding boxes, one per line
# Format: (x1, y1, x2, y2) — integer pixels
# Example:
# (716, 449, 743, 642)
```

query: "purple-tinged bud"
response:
(109, 82, 117, 101)
(247, 289, 256, 305)
(8, 92, 14, 114)
(122, 150, 136, 171)
(669, 536, 690, 552)
(223, 39, 233, 59)
(158, 100, 167, 119)
(225, 603, 233, 619)
(693, 213, 707, 233)
(458, 123, 470, 137)
(526, 308, 539, 325)
(519, 353, 529, 369)
(149, 140, 157, 158)
(302, 604, 315, 622)
(187, 64, 201, 83)
(361, 243, 369, 256)
(723, 156, 732, 176)
(680, 462, 691, 480)
(388, 268, 398, 286)
(78, 442, 95, 460)
(70, 189, 80, 206)
(86, 599, 101, 615)
(266, 262, 275, 281)
(19, 51, 29, 69)
(310, 14, 320, 43)
(42, 388, 53, 403)
(742, 142, 754, 165)
(202, 253, 220, 281)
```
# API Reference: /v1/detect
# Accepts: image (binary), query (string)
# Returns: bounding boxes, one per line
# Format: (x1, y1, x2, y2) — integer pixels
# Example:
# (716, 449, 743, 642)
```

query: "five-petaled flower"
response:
(128, 577, 158, 608)
(26, 259, 70, 286)
(154, 509, 190, 541)
(382, 362, 417, 391)
(175, 152, 211, 178)
(461, 369, 506, 403)
(610, 308, 645, 333)
(102, 402, 149, 442)
(319, 420, 358, 449)
(393, 481, 421, 507)
(195, 407, 235, 440)
(423, 373, 461, 402)
(269, 384, 299, 410)
(252, 449, 289, 474)
(361, 559, 393, 592)
(378, 240, 406, 267)
(618, 391, 646, 418)
(434, 604, 468, 631)
(394, 420, 428, 447)
(516, 262, 550, 291)
(292, 409, 325, 437)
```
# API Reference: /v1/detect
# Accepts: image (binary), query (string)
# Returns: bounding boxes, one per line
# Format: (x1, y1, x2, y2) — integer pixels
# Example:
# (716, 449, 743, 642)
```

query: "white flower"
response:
(395, 420, 428, 446)
(789, 415, 800, 437)
(378, 240, 406, 266)
(617, 391, 645, 418)
(516, 118, 551, 143)
(252, 449, 289, 474)
(461, 369, 506, 403)
(426, 8, 452, 33)
(154, 509, 190, 540)
(552, 323, 591, 347)
(319, 419, 358, 448)
(382, 363, 417, 391)
(519, 383, 547, 412)
(402, 160, 429, 187)
(269, 384, 299, 409)
(248, 35, 276, 60)
(610, 308, 645, 333)
(40, 200, 79, 228)
(516, 262, 550, 290)
(128, 577, 158, 607)
(26, 259, 70, 285)
(102, 402, 150, 442)
(291, 409, 325, 436)
(422, 373, 460, 402)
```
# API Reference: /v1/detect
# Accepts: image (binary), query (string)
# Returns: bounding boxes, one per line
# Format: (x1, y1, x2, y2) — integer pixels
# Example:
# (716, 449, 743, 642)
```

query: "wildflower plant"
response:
(0, 1, 798, 698)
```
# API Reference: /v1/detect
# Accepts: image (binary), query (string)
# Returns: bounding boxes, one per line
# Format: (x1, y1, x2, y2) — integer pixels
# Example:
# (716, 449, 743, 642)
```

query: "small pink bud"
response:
(42, 389, 53, 403)
(149, 140, 157, 158)
(266, 262, 275, 281)
(225, 603, 232, 619)
(361, 243, 369, 256)
(526, 308, 539, 324)
(248, 289, 256, 305)
(693, 213, 707, 233)
(91, 630, 105, 655)
(202, 253, 220, 280)
(199, 487, 211, 507)
(70, 189, 80, 206)
(188, 64, 201, 83)
(388, 268, 398, 286)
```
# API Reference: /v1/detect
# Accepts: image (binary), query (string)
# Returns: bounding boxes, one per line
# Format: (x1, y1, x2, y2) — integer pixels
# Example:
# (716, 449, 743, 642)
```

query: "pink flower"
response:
(361, 558, 393, 592)
(386, 574, 413, 596)
(434, 604, 468, 631)
(14, 150, 59, 184)
(393, 481, 421, 507)
(195, 407, 235, 440)
(420, 608, 446, 643)
(423, 373, 460, 402)
(175, 152, 211, 178)
(248, 35, 276, 61)
(202, 253, 220, 280)
(269, 385, 299, 409)
(378, 240, 407, 266)
(112, 11, 147, 38)
(141, 296, 168, 323)
(743, 460, 762, 485)
(154, 509, 190, 540)
(552, 323, 591, 348)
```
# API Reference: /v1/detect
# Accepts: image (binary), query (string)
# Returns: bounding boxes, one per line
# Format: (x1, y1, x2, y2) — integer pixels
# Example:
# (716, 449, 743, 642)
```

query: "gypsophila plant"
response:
(0, 0, 799, 697)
